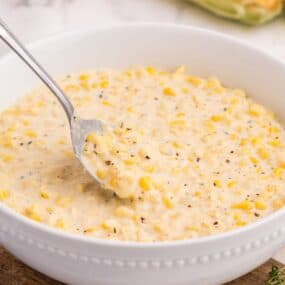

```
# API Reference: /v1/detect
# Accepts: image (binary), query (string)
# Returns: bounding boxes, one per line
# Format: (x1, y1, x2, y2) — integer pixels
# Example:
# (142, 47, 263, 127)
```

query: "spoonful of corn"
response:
(0, 18, 109, 192)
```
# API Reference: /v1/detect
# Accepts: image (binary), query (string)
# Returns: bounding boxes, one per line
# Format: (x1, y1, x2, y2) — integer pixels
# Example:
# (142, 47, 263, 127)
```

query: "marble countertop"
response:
(1, 0, 285, 59)
(1, 0, 285, 263)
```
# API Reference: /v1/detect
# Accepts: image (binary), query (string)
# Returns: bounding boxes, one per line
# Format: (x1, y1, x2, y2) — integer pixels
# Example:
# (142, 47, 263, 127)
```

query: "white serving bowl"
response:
(0, 23, 285, 285)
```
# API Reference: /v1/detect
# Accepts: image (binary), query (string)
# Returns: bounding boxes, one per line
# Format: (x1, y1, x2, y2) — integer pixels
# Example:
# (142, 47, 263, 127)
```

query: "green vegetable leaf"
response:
(190, 0, 283, 25)
(265, 265, 285, 285)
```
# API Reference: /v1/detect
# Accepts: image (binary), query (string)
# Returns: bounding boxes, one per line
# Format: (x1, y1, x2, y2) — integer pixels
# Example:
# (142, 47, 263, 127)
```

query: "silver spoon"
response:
(0, 18, 104, 184)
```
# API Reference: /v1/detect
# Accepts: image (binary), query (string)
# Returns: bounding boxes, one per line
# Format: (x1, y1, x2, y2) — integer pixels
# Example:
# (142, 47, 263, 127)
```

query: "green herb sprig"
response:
(265, 266, 285, 285)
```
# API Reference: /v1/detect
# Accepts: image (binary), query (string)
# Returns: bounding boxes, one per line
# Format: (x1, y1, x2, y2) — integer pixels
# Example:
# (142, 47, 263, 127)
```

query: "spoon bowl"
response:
(71, 117, 104, 171)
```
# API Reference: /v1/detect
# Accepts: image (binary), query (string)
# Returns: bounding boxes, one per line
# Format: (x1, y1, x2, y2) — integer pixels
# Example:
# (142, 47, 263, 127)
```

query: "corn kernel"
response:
(97, 169, 107, 180)
(1, 154, 14, 162)
(176, 112, 185, 117)
(267, 185, 277, 193)
(124, 159, 136, 166)
(230, 97, 240, 105)
(172, 141, 183, 148)
(181, 87, 189, 93)
(206, 77, 220, 89)
(109, 177, 119, 189)
(76, 183, 88, 193)
(169, 119, 187, 128)
(214, 86, 225, 94)
(227, 181, 237, 188)
(163, 87, 176, 97)
(211, 115, 225, 122)
(163, 195, 174, 208)
(240, 139, 248, 146)
(257, 148, 270, 160)
(46, 207, 53, 214)
(153, 224, 163, 233)
(127, 106, 134, 112)
(139, 176, 152, 191)
(55, 219, 67, 229)
(250, 157, 259, 164)
(24, 206, 42, 222)
(100, 80, 109, 88)
(101, 219, 116, 231)
(233, 212, 240, 221)
(145, 165, 155, 173)
(255, 200, 267, 210)
(102, 100, 112, 106)
(79, 74, 90, 81)
(249, 103, 263, 117)
(146, 66, 156, 75)
(91, 82, 98, 89)
(80, 81, 89, 91)
(64, 150, 74, 158)
(273, 199, 285, 209)
(115, 206, 134, 218)
(194, 191, 202, 197)
(232, 200, 253, 210)
(268, 126, 280, 134)
(40, 191, 49, 199)
(84, 228, 95, 233)
(36, 101, 45, 108)
(7, 124, 17, 132)
(251, 136, 262, 146)
(0, 134, 13, 148)
(57, 138, 66, 145)
(124, 69, 134, 78)
(55, 196, 72, 208)
(236, 221, 247, 227)
(86, 132, 98, 144)
(273, 167, 284, 179)
(187, 76, 203, 87)
(153, 181, 164, 191)
(213, 179, 222, 188)
(270, 139, 283, 147)
(25, 130, 37, 138)
(0, 189, 10, 201)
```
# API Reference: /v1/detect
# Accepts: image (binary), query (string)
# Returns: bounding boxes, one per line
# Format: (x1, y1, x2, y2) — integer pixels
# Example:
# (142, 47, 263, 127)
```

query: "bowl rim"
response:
(0, 22, 285, 249)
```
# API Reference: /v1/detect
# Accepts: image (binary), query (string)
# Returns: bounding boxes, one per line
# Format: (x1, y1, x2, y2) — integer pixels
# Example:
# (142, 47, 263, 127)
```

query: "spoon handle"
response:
(0, 18, 74, 121)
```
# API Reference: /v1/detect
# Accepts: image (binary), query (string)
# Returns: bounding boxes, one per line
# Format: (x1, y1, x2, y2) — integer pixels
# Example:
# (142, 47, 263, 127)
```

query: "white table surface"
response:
(1, 0, 285, 263)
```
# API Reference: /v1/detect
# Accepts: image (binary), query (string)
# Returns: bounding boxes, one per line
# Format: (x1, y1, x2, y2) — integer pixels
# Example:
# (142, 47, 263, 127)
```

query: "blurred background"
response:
(0, 0, 285, 59)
